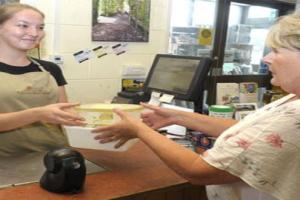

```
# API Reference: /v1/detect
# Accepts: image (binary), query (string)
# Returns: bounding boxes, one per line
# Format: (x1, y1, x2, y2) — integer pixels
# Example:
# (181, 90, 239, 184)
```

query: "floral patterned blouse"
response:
(203, 94, 300, 200)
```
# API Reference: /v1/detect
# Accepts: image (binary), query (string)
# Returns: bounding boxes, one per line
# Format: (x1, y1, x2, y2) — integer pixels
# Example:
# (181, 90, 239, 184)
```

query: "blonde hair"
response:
(0, 3, 44, 25)
(266, 11, 300, 51)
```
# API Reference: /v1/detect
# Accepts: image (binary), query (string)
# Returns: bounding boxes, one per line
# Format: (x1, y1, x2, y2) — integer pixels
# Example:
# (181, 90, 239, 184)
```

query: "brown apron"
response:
(0, 59, 68, 157)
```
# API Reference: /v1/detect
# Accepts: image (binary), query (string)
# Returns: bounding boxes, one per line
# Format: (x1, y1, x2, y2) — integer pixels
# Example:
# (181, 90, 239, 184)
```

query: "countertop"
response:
(0, 141, 207, 200)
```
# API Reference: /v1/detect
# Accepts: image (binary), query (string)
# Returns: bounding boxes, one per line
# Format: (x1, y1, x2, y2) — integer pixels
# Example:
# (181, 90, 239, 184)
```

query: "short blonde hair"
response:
(266, 11, 300, 51)
(0, 3, 44, 25)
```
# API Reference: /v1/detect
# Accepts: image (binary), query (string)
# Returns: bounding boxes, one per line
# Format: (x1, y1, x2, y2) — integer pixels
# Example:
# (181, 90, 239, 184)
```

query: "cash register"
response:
(113, 54, 212, 113)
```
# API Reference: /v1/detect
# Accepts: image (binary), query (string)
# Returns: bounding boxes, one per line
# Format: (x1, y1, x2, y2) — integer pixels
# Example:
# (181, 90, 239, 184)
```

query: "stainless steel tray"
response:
(0, 152, 107, 189)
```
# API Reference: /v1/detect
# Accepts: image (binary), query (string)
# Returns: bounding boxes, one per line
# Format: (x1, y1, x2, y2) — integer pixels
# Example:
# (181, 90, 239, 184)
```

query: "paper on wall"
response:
(73, 49, 93, 63)
(112, 43, 128, 55)
(92, 45, 109, 58)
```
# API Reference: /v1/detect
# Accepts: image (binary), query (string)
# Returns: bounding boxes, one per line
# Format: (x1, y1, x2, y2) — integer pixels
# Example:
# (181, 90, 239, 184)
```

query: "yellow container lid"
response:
(75, 103, 143, 112)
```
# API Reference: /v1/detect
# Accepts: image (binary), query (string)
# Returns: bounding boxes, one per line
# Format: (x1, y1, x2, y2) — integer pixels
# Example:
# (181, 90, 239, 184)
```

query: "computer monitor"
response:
(143, 54, 212, 110)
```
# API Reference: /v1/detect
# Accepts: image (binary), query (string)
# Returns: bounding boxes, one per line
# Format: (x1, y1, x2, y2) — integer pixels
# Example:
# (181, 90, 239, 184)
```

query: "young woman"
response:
(93, 11, 300, 200)
(0, 3, 85, 156)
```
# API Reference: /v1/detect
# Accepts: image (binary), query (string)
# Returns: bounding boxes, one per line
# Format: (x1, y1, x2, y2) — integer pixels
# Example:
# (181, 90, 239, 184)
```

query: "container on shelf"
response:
(209, 105, 234, 119)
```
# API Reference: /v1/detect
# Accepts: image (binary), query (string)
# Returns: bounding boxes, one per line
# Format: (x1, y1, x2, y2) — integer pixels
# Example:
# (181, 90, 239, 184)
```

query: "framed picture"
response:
(92, 0, 151, 42)
(233, 103, 258, 120)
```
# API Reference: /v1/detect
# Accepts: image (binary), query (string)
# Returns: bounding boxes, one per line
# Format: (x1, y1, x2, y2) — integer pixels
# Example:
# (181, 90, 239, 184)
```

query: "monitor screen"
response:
(144, 54, 212, 101)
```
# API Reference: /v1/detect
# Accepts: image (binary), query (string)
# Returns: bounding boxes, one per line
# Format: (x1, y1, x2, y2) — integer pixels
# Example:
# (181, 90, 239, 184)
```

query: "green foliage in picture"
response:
(128, 0, 150, 31)
(100, 0, 125, 16)
(92, 0, 100, 25)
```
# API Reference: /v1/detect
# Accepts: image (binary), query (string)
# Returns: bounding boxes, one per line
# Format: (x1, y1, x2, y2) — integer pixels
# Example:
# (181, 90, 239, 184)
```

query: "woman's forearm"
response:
(0, 108, 40, 132)
(136, 124, 203, 179)
(58, 86, 68, 103)
(136, 125, 239, 184)
(175, 111, 238, 137)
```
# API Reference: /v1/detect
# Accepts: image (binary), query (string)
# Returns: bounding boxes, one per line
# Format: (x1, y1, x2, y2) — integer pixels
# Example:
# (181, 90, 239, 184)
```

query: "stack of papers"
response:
(158, 104, 193, 139)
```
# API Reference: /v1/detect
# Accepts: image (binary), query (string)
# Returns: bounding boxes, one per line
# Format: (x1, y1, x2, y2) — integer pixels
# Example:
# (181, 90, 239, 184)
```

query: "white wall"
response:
(21, 0, 171, 103)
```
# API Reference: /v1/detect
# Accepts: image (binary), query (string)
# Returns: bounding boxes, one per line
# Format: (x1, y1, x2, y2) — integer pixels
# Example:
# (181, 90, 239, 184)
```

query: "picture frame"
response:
(92, 0, 151, 42)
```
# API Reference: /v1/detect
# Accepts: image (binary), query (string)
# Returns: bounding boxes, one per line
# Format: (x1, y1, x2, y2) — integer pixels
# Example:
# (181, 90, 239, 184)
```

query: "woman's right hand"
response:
(36, 102, 86, 126)
(140, 102, 180, 129)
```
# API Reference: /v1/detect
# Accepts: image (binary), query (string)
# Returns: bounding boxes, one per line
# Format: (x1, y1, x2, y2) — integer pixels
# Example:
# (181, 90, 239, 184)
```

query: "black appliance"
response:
(40, 148, 86, 193)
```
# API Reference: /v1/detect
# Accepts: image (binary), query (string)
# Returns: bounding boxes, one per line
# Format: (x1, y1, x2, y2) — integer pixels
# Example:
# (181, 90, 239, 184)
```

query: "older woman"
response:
(93, 11, 300, 200)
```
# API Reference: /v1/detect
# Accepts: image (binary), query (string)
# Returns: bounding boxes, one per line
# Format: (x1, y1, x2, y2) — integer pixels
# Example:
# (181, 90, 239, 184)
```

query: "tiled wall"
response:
(21, 0, 171, 103)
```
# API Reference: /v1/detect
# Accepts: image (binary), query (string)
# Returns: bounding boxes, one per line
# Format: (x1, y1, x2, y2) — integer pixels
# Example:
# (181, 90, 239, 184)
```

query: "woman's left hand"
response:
(92, 108, 146, 148)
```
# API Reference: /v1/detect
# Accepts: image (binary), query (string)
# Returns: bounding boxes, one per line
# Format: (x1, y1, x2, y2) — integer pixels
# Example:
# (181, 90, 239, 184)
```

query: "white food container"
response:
(75, 103, 143, 127)
(63, 126, 139, 151)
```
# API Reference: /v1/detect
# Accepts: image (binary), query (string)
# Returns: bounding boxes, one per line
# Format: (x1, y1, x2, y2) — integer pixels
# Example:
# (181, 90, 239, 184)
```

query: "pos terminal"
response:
(115, 54, 212, 113)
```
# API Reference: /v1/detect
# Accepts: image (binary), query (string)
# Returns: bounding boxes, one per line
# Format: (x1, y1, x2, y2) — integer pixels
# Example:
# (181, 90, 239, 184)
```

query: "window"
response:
(169, 0, 217, 57)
